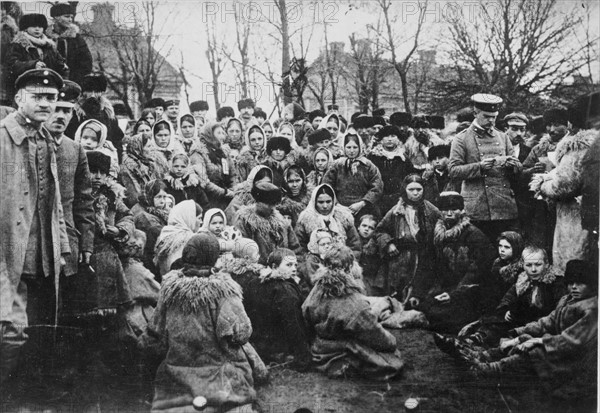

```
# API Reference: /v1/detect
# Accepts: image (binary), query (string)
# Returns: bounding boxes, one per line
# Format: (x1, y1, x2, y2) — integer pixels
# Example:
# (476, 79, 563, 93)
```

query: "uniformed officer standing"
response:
(448, 94, 522, 242)
(0, 68, 70, 384)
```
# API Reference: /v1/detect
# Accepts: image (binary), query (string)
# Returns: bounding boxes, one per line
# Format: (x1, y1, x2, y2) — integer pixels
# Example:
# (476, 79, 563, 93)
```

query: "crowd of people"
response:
(1, 4, 599, 413)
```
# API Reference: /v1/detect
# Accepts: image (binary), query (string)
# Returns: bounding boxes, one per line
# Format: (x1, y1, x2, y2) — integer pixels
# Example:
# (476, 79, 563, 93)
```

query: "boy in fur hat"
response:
(5, 13, 68, 101)
(302, 245, 404, 380)
(234, 181, 300, 264)
(461, 260, 596, 400)
(46, 2, 92, 87)
(241, 248, 312, 370)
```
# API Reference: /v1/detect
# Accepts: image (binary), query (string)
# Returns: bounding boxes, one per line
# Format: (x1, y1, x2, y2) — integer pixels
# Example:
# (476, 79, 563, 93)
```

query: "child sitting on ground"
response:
(302, 245, 404, 380)
(463, 260, 597, 400)
(299, 229, 333, 288)
(242, 249, 312, 371)
(356, 214, 380, 295)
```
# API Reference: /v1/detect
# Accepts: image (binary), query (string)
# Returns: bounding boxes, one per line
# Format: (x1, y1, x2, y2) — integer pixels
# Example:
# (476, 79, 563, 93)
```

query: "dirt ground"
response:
(1, 328, 596, 413)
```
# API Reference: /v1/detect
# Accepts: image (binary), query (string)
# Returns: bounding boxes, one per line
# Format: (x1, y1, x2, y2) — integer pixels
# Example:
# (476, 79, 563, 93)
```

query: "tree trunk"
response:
(279, 0, 293, 105)
(397, 67, 411, 114)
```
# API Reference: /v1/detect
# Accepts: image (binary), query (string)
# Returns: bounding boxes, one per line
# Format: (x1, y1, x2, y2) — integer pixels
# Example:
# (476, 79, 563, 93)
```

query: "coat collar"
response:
(2, 111, 46, 146)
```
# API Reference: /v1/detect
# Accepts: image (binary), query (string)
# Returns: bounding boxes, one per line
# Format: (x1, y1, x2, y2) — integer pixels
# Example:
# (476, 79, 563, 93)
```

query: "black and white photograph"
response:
(0, 0, 599, 411)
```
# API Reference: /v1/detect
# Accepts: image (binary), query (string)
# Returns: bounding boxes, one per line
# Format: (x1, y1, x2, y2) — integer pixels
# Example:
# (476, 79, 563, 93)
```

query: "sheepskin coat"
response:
(302, 267, 404, 380)
(139, 269, 258, 412)
(322, 154, 383, 208)
(539, 130, 596, 272)
(234, 205, 300, 265)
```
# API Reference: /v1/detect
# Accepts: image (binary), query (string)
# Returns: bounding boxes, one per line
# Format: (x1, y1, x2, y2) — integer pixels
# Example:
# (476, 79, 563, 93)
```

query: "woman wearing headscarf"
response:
(188, 122, 238, 211)
(373, 174, 442, 298)
(237, 124, 267, 182)
(323, 130, 384, 222)
(224, 117, 244, 150)
(74, 118, 119, 178)
(139, 232, 265, 413)
(306, 147, 333, 191)
(163, 153, 209, 209)
(224, 165, 273, 224)
(295, 183, 361, 257)
(176, 113, 197, 154)
(131, 180, 172, 279)
(154, 200, 203, 276)
(277, 166, 310, 228)
(119, 132, 160, 208)
(317, 113, 344, 157)
(145, 119, 185, 177)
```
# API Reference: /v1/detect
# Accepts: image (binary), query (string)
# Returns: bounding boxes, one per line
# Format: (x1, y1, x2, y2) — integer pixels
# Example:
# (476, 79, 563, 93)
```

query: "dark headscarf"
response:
(199, 122, 226, 165)
(142, 179, 170, 224)
(181, 233, 221, 278)
(401, 174, 427, 244)
(126, 133, 151, 166)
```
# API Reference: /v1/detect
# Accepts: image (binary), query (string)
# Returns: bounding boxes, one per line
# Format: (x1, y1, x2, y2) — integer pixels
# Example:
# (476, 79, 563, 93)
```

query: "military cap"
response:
(164, 99, 180, 108)
(56, 80, 81, 108)
(15, 68, 63, 91)
(504, 112, 529, 126)
(471, 93, 503, 113)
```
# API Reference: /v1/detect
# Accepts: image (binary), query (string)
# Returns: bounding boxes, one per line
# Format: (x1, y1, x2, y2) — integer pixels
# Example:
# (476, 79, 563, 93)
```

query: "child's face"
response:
(358, 219, 376, 239)
(568, 282, 594, 301)
(26, 26, 44, 38)
(317, 237, 332, 256)
(90, 170, 108, 189)
(314, 152, 328, 171)
(263, 125, 273, 139)
(208, 214, 225, 237)
(280, 127, 293, 140)
(249, 131, 264, 151)
(282, 214, 292, 227)
(286, 172, 303, 196)
(316, 139, 331, 149)
(522, 251, 548, 280)
(81, 129, 100, 150)
(432, 156, 449, 171)
(498, 239, 513, 261)
(271, 148, 286, 162)
(171, 158, 187, 178)
(274, 256, 297, 278)
(229, 149, 240, 163)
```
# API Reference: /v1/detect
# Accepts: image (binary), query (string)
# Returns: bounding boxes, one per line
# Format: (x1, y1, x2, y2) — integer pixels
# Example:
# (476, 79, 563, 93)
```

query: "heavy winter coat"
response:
(234, 205, 300, 265)
(449, 123, 521, 221)
(302, 267, 404, 380)
(119, 134, 161, 208)
(131, 204, 167, 278)
(0, 112, 71, 322)
(539, 130, 596, 272)
(224, 165, 272, 224)
(46, 22, 92, 86)
(581, 133, 599, 234)
(368, 144, 416, 215)
(237, 125, 267, 181)
(515, 294, 597, 395)
(295, 184, 361, 256)
(139, 269, 258, 412)
(374, 198, 442, 297)
(55, 133, 95, 276)
(0, 14, 18, 104)
(4, 31, 68, 99)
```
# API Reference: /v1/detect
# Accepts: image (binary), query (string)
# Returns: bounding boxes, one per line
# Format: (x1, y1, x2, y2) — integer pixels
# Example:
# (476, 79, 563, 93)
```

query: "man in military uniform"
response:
(0, 69, 71, 383)
(449, 94, 522, 242)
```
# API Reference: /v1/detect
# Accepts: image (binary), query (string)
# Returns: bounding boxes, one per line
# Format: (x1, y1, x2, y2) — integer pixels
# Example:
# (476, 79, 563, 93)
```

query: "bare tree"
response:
(205, 15, 228, 110)
(444, 0, 599, 111)
(377, 0, 429, 114)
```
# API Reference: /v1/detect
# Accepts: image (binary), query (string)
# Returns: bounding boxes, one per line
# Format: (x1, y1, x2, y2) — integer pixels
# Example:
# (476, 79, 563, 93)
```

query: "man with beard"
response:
(521, 108, 571, 251)
(44, 80, 94, 296)
(0, 69, 71, 383)
(449, 94, 522, 242)
(46, 2, 92, 87)
(405, 114, 445, 173)
(238, 97, 255, 131)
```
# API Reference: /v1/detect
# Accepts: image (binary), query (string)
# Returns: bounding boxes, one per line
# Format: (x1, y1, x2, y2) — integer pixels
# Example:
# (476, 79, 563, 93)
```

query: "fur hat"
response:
(217, 106, 235, 121)
(251, 182, 282, 205)
(564, 260, 596, 288)
(390, 112, 412, 127)
(19, 13, 48, 31)
(182, 233, 221, 268)
(376, 125, 405, 142)
(353, 115, 373, 129)
(145, 97, 166, 110)
(81, 73, 107, 93)
(372, 108, 385, 117)
(50, 3, 73, 17)
(372, 116, 386, 127)
(308, 128, 332, 146)
(412, 115, 430, 129)
(428, 145, 451, 161)
(543, 108, 569, 126)
(86, 151, 111, 175)
(189, 100, 209, 112)
(238, 98, 255, 110)
(309, 109, 326, 122)
(428, 115, 445, 130)
(438, 191, 464, 211)
(327, 104, 339, 111)
(253, 108, 267, 119)
(266, 136, 292, 155)
(456, 107, 475, 123)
